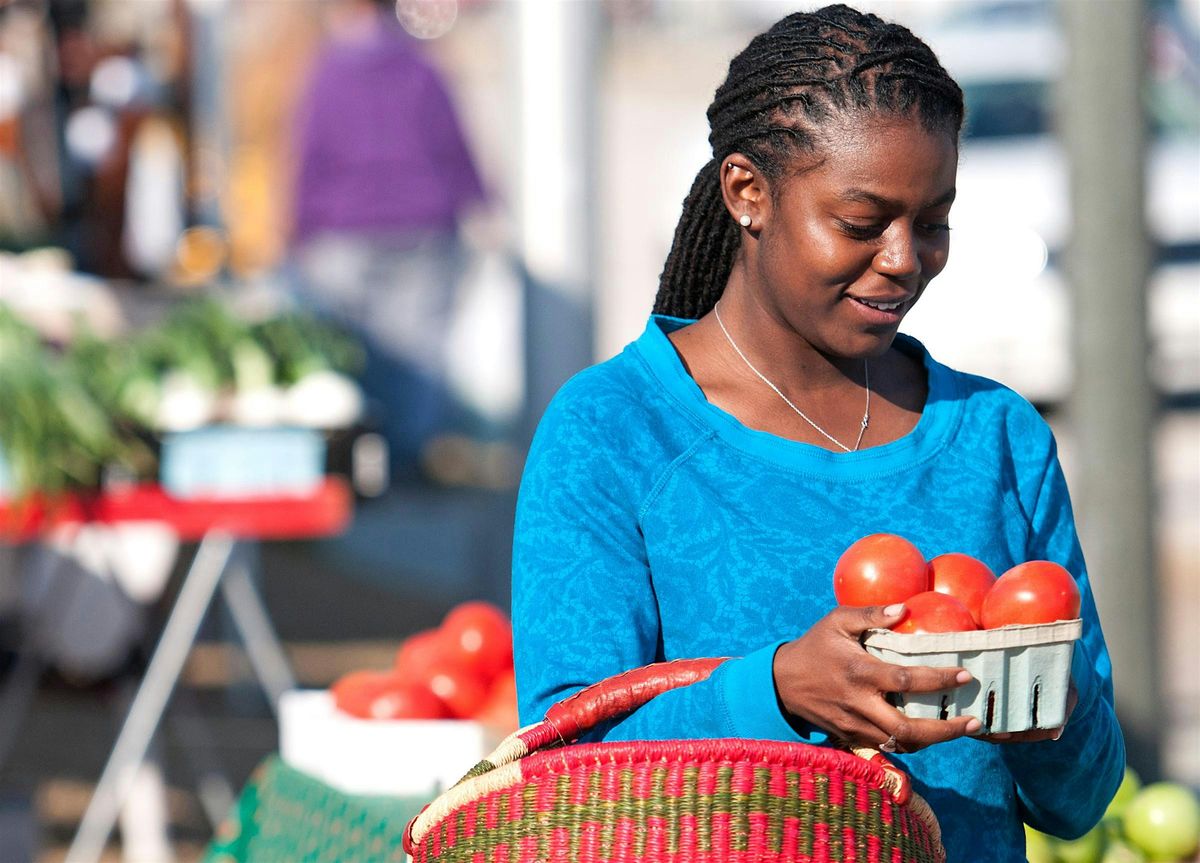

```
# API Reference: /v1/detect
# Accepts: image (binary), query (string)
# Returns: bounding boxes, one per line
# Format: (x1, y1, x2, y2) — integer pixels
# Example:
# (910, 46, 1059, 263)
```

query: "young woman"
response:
(512, 5, 1124, 859)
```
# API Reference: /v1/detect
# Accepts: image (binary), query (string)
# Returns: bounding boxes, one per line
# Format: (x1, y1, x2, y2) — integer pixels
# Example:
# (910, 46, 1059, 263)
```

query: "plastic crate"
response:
(159, 426, 325, 499)
(862, 619, 1082, 734)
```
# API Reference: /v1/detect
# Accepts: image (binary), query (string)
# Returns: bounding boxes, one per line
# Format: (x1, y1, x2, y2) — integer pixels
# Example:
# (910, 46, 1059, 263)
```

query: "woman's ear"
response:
(721, 154, 768, 233)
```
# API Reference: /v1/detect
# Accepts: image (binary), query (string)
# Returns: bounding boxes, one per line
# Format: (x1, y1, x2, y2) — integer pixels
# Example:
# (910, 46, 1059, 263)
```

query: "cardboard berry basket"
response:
(403, 658, 946, 863)
(862, 619, 1083, 734)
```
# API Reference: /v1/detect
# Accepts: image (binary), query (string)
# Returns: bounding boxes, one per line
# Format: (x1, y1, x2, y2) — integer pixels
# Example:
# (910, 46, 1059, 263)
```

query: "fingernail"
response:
(883, 603, 905, 617)
(965, 718, 982, 734)
(955, 670, 973, 684)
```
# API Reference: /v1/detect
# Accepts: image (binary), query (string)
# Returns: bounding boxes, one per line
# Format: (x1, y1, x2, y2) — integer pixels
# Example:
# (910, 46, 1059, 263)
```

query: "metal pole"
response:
(65, 533, 236, 863)
(514, 0, 601, 432)
(219, 543, 297, 711)
(1060, 0, 1160, 778)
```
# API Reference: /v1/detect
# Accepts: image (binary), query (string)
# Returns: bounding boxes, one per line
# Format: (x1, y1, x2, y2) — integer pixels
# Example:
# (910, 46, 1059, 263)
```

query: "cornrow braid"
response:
(653, 4, 963, 319)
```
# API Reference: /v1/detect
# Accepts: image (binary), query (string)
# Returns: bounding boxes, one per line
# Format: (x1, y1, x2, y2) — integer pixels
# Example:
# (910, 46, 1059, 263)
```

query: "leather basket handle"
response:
(523, 657, 728, 751)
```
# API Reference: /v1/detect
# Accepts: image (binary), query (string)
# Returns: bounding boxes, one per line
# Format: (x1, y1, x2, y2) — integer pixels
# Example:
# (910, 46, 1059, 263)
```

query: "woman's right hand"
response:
(772, 603, 981, 753)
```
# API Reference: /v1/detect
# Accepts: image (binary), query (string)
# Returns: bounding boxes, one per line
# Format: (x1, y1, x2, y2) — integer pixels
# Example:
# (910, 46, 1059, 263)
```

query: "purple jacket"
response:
(292, 14, 486, 244)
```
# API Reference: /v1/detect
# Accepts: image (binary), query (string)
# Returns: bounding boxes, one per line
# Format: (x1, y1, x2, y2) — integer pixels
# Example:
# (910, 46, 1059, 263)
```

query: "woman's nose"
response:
(874, 226, 921, 281)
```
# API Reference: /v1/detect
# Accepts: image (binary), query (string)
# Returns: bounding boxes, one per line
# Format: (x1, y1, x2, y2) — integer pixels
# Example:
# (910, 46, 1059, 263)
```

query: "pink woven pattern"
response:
(408, 740, 943, 863)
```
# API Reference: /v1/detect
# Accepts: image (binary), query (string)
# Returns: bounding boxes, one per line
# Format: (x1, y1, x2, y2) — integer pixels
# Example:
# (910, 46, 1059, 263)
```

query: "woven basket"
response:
(404, 658, 945, 863)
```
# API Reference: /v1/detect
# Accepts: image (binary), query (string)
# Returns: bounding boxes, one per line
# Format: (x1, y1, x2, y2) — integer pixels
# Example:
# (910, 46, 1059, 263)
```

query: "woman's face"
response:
(748, 112, 959, 360)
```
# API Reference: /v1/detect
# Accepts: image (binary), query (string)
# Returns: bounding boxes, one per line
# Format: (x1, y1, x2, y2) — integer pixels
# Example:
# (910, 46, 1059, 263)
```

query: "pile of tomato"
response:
(833, 533, 1082, 633)
(330, 601, 518, 729)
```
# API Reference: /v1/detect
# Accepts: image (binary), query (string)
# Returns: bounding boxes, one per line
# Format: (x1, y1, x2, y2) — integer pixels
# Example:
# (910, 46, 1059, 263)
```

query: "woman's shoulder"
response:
(912, 337, 1056, 454)
(544, 347, 654, 423)
(530, 329, 711, 476)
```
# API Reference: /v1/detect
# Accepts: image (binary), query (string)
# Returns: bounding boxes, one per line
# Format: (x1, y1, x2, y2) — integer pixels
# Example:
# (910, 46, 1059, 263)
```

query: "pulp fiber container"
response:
(862, 619, 1082, 734)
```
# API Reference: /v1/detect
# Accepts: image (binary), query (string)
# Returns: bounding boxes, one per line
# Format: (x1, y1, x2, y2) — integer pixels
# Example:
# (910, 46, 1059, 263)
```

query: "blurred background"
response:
(0, 0, 1196, 860)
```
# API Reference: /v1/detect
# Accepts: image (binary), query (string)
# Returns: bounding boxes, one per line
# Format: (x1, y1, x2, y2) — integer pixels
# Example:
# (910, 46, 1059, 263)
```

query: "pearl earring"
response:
(739, 214, 752, 227)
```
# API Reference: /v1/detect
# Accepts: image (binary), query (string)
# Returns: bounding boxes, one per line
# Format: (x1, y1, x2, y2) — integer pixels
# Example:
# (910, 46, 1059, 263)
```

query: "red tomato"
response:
(473, 669, 519, 731)
(416, 657, 489, 719)
(890, 590, 978, 634)
(833, 533, 929, 607)
(441, 601, 513, 680)
(928, 553, 997, 627)
(331, 670, 448, 720)
(394, 628, 451, 680)
(980, 561, 1081, 629)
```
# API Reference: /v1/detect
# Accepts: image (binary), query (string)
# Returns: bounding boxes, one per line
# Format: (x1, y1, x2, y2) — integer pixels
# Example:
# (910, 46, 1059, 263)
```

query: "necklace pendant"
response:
(861, 416, 870, 430)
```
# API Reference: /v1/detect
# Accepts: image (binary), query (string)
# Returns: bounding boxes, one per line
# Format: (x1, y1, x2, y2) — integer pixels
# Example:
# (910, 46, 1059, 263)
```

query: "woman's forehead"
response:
(781, 113, 959, 204)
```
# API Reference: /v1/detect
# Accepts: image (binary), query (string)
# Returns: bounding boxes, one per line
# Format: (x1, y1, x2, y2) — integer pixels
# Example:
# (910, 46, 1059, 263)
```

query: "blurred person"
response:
(290, 0, 487, 481)
(512, 5, 1124, 861)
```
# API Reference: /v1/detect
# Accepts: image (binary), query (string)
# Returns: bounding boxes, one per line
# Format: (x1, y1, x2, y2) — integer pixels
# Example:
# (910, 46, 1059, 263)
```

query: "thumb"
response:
(841, 602, 907, 635)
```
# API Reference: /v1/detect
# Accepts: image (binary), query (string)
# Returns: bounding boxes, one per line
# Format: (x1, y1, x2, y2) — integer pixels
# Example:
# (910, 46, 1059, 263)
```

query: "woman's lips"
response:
(848, 295, 910, 325)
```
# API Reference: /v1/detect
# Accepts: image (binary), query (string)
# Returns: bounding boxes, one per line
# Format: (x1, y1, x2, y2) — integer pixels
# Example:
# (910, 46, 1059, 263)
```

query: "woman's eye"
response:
(919, 222, 952, 235)
(836, 220, 884, 240)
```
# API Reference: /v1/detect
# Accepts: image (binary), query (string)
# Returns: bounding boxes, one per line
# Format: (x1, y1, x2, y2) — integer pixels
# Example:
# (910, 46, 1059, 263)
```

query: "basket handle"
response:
(522, 657, 728, 752)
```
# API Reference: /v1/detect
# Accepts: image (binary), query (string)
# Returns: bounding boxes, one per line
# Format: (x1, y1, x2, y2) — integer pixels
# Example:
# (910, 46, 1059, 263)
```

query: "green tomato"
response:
(1025, 823, 1059, 863)
(1099, 839, 1146, 863)
(1104, 767, 1143, 821)
(1121, 782, 1200, 861)
(1056, 824, 1106, 863)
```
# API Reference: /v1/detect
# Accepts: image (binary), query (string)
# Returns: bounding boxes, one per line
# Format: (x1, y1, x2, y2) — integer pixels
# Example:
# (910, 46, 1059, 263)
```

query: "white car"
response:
(902, 3, 1200, 405)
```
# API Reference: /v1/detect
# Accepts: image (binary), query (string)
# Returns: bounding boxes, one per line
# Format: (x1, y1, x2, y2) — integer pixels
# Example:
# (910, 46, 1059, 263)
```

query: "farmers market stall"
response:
(0, 273, 380, 862)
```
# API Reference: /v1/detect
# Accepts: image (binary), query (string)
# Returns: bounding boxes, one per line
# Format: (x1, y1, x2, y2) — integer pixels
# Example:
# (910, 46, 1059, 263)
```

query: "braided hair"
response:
(653, 4, 964, 320)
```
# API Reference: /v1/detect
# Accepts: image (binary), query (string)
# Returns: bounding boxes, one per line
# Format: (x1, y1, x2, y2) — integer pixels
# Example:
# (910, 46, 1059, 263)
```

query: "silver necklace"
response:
(713, 301, 870, 452)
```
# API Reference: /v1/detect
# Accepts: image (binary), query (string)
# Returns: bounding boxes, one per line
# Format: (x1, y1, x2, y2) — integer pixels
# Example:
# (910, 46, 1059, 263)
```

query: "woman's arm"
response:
(1000, 441, 1126, 838)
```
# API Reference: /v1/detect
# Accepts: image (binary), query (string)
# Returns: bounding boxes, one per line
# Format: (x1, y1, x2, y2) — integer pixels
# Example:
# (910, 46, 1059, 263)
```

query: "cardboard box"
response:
(862, 619, 1082, 734)
(279, 690, 502, 798)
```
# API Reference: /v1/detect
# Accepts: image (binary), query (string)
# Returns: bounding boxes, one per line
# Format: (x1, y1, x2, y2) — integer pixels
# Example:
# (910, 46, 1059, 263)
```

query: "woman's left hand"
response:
(977, 684, 1077, 744)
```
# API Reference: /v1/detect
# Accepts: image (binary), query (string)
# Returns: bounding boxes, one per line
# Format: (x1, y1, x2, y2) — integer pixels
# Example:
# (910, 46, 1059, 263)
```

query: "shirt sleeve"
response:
(511, 384, 800, 744)
(1000, 436, 1126, 839)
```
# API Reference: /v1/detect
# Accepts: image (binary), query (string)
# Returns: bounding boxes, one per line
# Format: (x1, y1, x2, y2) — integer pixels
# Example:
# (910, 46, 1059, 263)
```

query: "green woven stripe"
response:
(421, 762, 938, 863)
(460, 759, 496, 781)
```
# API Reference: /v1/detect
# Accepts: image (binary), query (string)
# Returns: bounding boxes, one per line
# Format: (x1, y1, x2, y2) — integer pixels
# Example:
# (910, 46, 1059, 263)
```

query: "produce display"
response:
(0, 297, 363, 499)
(0, 305, 152, 496)
(833, 533, 1082, 633)
(1026, 766, 1200, 862)
(330, 601, 518, 731)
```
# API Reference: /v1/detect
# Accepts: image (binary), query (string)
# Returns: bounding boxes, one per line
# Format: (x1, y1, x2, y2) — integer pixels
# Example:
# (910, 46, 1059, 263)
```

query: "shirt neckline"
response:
(634, 314, 961, 478)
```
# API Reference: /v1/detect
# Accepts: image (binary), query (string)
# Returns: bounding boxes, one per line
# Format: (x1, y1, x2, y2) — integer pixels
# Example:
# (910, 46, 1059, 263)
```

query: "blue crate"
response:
(159, 426, 326, 499)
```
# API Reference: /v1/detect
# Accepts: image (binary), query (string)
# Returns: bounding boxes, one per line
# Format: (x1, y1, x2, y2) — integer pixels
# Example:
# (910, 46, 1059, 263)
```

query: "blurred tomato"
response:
(441, 601, 513, 679)
(980, 561, 1081, 628)
(394, 628, 451, 680)
(416, 657, 489, 718)
(833, 533, 929, 607)
(890, 590, 978, 634)
(366, 681, 450, 720)
(928, 553, 996, 627)
(331, 670, 448, 720)
(473, 669, 519, 731)
(1122, 782, 1200, 861)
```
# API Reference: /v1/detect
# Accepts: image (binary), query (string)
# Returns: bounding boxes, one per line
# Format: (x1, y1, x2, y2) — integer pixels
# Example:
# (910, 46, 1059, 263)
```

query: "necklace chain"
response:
(713, 302, 870, 453)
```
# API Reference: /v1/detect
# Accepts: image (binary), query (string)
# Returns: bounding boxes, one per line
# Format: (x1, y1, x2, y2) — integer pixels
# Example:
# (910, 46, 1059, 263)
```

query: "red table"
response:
(2, 478, 354, 863)
(1, 477, 352, 543)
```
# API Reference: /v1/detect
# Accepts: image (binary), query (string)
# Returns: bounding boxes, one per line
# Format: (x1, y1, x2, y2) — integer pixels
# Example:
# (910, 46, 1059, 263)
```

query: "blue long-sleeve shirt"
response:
(512, 315, 1124, 862)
